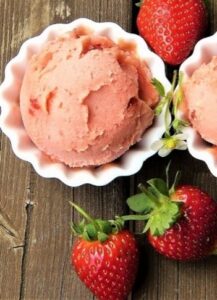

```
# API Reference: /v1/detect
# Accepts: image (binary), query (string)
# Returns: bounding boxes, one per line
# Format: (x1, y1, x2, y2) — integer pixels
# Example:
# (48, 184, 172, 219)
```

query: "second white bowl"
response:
(180, 32, 217, 177)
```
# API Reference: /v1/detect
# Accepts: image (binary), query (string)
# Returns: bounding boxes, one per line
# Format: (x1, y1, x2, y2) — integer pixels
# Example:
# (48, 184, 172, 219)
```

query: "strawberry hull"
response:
(148, 185, 217, 261)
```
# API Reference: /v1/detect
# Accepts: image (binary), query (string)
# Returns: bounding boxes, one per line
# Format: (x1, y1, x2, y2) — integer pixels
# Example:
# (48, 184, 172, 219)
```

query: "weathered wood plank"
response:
(205, 256, 217, 300)
(19, 176, 74, 300)
(210, 0, 217, 30)
(0, 142, 29, 300)
(0, 0, 31, 299)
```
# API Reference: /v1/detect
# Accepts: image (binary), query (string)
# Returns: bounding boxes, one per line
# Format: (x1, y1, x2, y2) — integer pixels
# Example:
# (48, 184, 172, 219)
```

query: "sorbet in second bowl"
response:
(183, 57, 217, 145)
(20, 29, 159, 167)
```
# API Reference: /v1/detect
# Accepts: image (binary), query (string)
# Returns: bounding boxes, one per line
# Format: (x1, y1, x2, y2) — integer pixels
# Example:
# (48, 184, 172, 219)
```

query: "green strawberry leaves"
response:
(151, 78, 166, 97)
(70, 164, 183, 241)
(71, 219, 86, 235)
(71, 220, 111, 243)
(97, 232, 109, 243)
(95, 219, 113, 235)
(126, 164, 182, 236)
(147, 178, 169, 197)
(143, 201, 181, 236)
(70, 202, 117, 242)
(127, 193, 154, 213)
(127, 184, 181, 236)
(83, 223, 98, 240)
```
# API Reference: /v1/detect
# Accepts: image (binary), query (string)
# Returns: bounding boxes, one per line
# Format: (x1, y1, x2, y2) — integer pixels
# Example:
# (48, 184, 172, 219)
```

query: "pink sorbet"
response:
(20, 29, 159, 167)
(183, 57, 217, 145)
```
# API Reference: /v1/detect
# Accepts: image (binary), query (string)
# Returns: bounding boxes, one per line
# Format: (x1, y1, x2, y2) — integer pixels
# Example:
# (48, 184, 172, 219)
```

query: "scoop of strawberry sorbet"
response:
(20, 29, 158, 167)
(183, 57, 217, 146)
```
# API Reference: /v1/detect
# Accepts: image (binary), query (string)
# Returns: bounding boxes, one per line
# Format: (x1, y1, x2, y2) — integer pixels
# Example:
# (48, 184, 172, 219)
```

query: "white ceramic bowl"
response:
(0, 18, 170, 187)
(180, 32, 217, 176)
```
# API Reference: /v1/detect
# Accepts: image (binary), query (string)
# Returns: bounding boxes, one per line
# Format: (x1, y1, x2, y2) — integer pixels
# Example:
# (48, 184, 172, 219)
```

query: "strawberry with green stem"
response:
(127, 163, 217, 261)
(70, 202, 142, 300)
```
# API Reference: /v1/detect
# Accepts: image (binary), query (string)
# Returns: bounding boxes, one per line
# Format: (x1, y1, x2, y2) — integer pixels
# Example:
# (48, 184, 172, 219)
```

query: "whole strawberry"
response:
(70, 202, 139, 300)
(127, 166, 217, 261)
(137, 0, 208, 65)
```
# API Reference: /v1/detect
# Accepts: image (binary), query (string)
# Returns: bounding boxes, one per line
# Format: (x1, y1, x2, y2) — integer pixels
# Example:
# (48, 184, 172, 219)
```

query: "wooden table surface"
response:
(0, 1, 217, 299)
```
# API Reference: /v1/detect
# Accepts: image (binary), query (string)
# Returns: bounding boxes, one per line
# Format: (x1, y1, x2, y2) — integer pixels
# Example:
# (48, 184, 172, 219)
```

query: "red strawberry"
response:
(136, 0, 208, 65)
(70, 202, 139, 300)
(127, 166, 217, 261)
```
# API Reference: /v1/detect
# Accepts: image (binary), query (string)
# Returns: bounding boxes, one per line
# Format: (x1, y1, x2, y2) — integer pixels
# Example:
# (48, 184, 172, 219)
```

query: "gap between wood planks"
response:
(18, 167, 36, 300)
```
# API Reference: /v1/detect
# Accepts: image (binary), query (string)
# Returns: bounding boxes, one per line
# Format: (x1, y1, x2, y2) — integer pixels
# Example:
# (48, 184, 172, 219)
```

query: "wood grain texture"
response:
(0, 145, 29, 300)
(0, 1, 31, 299)
(0, 0, 217, 300)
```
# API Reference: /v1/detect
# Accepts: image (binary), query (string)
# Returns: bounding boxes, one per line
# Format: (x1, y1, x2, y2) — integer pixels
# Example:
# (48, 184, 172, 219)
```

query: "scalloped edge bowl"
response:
(180, 32, 217, 177)
(0, 18, 170, 186)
